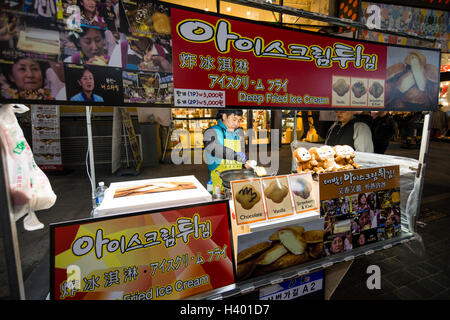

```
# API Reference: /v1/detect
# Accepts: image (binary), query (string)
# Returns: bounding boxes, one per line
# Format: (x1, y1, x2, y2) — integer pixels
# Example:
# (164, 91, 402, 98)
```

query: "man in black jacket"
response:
(372, 111, 396, 154)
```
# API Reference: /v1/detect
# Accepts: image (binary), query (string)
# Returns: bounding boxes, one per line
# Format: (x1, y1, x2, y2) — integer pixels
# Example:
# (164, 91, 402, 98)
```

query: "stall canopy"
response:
(0, 1, 441, 111)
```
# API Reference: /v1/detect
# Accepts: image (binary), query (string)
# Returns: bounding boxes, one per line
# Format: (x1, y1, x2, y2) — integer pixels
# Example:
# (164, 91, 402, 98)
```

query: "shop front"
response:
(0, 0, 442, 301)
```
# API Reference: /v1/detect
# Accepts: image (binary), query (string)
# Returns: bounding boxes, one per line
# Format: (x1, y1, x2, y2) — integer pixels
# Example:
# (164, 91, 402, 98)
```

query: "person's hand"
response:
(235, 151, 247, 164)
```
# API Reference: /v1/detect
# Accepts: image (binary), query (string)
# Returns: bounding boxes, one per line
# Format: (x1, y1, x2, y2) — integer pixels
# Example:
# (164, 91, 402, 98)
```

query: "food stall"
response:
(0, 0, 441, 300)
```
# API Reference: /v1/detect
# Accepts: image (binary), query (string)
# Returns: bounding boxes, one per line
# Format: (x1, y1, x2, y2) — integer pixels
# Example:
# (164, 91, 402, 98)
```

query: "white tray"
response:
(94, 175, 212, 217)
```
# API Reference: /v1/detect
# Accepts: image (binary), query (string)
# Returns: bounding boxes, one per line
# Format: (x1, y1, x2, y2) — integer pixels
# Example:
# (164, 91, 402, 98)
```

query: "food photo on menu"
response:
(64, 62, 122, 104)
(385, 47, 440, 110)
(1, 4, 60, 58)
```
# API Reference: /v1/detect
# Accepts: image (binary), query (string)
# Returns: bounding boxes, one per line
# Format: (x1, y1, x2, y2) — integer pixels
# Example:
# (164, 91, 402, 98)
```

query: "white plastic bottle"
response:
(207, 179, 213, 195)
(95, 181, 107, 207)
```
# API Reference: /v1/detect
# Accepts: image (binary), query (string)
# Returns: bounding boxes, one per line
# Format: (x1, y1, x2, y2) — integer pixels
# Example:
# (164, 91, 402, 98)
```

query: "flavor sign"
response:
(50, 201, 234, 300)
(171, 7, 440, 110)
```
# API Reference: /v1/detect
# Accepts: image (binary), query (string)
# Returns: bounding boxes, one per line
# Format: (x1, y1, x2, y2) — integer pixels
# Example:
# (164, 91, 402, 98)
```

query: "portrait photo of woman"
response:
(70, 66, 103, 102)
(0, 58, 65, 100)
(77, 0, 105, 28)
(65, 63, 122, 104)
(357, 193, 370, 212)
(324, 235, 344, 256)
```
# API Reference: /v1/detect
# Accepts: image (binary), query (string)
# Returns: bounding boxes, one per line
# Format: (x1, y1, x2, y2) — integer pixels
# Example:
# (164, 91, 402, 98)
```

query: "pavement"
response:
(1, 138, 450, 300)
(331, 139, 450, 300)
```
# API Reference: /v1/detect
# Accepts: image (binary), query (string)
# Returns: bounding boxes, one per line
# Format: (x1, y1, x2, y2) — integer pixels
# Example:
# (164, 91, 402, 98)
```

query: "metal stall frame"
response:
(0, 0, 441, 300)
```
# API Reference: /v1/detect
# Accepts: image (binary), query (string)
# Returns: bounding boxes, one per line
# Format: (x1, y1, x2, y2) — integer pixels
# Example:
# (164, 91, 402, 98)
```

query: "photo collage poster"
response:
(319, 166, 401, 256)
(0, 0, 173, 105)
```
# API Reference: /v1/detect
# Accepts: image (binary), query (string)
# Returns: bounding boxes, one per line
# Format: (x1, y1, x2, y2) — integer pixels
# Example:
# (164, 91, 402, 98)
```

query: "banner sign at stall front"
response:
(0, 2, 441, 110)
(319, 165, 400, 200)
(50, 200, 235, 300)
(318, 166, 401, 257)
(171, 7, 440, 111)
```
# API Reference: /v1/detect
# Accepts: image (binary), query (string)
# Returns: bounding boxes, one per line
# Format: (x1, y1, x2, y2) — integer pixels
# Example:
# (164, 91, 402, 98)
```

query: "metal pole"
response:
(0, 136, 25, 299)
(413, 112, 432, 230)
(86, 106, 96, 209)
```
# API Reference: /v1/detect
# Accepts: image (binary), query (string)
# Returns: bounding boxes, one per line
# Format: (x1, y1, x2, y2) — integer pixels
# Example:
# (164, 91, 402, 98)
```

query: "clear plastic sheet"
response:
(290, 141, 420, 234)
